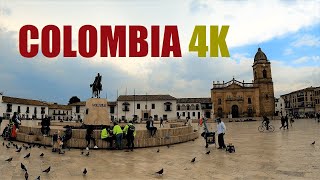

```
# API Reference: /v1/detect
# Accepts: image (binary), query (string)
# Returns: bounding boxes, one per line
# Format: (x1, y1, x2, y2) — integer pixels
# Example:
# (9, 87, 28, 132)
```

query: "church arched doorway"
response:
(232, 105, 239, 118)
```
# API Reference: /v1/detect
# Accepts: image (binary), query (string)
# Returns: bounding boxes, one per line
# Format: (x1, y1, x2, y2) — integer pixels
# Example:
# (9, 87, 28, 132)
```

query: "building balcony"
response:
(6, 109, 12, 113)
(165, 109, 172, 111)
(53, 113, 66, 115)
(122, 108, 130, 112)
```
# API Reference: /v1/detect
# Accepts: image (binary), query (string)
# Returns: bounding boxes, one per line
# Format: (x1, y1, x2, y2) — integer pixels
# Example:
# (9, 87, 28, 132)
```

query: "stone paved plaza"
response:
(0, 119, 320, 179)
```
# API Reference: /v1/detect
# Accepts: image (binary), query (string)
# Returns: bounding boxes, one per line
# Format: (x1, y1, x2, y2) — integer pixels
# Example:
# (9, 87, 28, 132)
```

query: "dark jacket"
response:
(65, 127, 72, 138)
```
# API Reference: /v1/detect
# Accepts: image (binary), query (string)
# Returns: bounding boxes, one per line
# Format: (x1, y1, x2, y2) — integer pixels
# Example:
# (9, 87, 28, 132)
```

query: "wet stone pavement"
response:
(0, 119, 320, 179)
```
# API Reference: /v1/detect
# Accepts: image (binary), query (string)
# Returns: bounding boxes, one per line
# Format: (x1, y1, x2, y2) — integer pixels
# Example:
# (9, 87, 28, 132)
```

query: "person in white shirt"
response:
(217, 118, 226, 149)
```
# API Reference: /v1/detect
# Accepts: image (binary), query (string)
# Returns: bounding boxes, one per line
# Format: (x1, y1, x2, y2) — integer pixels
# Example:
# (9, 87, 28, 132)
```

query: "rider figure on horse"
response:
(91, 73, 102, 98)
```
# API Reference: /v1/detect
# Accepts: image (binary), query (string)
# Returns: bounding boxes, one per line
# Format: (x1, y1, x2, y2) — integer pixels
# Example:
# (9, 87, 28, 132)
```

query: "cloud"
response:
(291, 34, 320, 47)
(0, 1, 319, 104)
(187, 0, 320, 48)
(292, 56, 320, 64)
(0, 0, 319, 54)
(0, 26, 319, 103)
(283, 48, 293, 55)
(0, 7, 11, 16)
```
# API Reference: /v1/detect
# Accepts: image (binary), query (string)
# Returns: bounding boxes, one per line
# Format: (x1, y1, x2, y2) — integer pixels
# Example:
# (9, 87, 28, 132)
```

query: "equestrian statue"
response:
(90, 73, 102, 98)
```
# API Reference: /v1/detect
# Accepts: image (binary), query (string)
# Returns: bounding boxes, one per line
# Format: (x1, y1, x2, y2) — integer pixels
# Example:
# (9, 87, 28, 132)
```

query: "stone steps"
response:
(16, 132, 198, 148)
(18, 126, 195, 140)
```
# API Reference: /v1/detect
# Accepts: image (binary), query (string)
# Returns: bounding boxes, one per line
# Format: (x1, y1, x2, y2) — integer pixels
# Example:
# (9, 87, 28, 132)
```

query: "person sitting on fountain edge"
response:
(101, 126, 115, 149)
(146, 117, 157, 137)
(85, 126, 98, 150)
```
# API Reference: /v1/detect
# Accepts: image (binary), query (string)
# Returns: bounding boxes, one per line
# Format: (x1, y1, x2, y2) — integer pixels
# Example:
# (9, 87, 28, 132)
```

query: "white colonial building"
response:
(70, 100, 117, 121)
(176, 98, 212, 120)
(48, 103, 72, 121)
(275, 97, 285, 117)
(117, 95, 176, 121)
(0, 94, 49, 120)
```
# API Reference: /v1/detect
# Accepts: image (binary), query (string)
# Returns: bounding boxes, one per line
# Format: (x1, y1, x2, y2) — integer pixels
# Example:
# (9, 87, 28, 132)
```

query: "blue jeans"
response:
(116, 133, 123, 149)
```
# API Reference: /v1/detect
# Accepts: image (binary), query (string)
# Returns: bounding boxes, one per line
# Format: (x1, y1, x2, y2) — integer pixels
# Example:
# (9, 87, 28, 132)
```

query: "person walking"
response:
(85, 126, 98, 150)
(279, 116, 285, 129)
(216, 118, 226, 149)
(284, 115, 289, 129)
(290, 117, 294, 127)
(112, 122, 123, 150)
(0, 116, 2, 131)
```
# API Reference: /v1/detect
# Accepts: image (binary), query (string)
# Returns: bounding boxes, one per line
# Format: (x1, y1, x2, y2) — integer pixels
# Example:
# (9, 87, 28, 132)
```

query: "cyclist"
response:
(262, 116, 270, 130)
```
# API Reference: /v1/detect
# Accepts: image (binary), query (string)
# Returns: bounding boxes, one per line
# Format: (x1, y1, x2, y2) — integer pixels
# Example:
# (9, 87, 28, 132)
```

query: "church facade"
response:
(211, 48, 275, 118)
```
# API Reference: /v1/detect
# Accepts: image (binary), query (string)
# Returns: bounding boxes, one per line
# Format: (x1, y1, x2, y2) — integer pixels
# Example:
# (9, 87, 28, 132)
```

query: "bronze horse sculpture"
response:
(90, 73, 102, 98)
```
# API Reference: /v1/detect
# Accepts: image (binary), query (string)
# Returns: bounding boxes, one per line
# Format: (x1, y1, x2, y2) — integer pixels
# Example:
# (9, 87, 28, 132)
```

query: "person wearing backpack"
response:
(124, 121, 136, 151)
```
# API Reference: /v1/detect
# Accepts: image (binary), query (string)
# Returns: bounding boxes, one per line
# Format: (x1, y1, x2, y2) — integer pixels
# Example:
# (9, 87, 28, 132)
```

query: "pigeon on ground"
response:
(24, 153, 31, 158)
(83, 168, 87, 175)
(42, 166, 51, 173)
(191, 157, 196, 163)
(16, 147, 22, 152)
(85, 152, 90, 156)
(25, 171, 29, 180)
(2, 142, 4, 146)
(311, 141, 315, 145)
(206, 151, 211, 155)
(157, 149, 160, 153)
(40, 153, 44, 157)
(5, 157, 13, 162)
(6, 145, 10, 149)
(81, 151, 84, 155)
(21, 163, 27, 171)
(35, 176, 40, 180)
(155, 168, 164, 175)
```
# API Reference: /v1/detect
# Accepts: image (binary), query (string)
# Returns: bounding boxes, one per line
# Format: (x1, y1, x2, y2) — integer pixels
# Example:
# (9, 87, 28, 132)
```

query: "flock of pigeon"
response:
(153, 141, 211, 176)
(2, 139, 317, 178)
(2, 141, 87, 180)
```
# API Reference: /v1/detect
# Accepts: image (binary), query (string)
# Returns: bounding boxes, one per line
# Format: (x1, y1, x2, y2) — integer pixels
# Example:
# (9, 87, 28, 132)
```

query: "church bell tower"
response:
(252, 48, 275, 116)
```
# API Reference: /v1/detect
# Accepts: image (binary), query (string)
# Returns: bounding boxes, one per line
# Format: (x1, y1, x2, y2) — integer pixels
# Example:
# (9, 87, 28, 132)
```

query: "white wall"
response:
(117, 100, 177, 121)
(71, 106, 87, 120)
(0, 104, 48, 119)
(275, 97, 285, 116)
(177, 103, 202, 119)
(71, 105, 117, 121)
(48, 109, 72, 120)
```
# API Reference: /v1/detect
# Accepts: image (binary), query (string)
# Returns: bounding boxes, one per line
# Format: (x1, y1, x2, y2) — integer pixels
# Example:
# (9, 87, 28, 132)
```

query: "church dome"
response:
(254, 48, 267, 61)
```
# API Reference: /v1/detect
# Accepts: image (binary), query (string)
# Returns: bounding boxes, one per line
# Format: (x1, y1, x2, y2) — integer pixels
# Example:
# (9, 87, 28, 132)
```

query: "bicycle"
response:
(258, 122, 274, 132)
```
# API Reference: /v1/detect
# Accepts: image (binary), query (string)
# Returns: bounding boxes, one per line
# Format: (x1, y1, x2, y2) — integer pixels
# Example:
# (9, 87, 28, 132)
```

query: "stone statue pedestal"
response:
(83, 98, 111, 126)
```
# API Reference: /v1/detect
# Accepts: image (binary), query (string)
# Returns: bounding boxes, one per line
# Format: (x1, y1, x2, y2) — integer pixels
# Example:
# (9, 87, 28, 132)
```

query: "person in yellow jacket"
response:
(123, 121, 136, 151)
(101, 126, 114, 149)
(112, 122, 123, 150)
